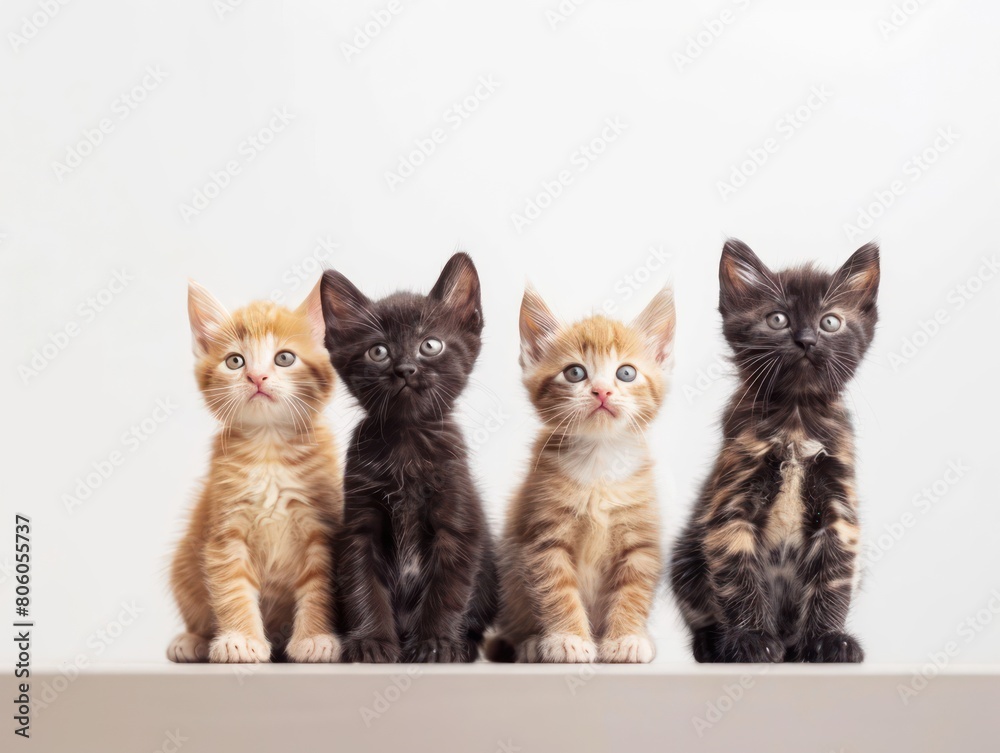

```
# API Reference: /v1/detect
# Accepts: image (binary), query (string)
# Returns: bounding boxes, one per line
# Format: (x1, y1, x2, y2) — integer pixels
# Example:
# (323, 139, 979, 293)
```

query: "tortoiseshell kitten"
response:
(320, 253, 497, 663)
(670, 239, 879, 663)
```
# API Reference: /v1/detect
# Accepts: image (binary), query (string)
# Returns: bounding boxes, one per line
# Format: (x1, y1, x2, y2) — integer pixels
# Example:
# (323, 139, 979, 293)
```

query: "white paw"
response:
(599, 634, 655, 664)
(286, 633, 341, 663)
(516, 636, 539, 663)
(535, 633, 597, 663)
(209, 631, 271, 663)
(167, 632, 209, 663)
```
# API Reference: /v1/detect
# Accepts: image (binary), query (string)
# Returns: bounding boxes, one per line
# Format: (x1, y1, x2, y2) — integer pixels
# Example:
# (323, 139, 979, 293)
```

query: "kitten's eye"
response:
(766, 312, 789, 329)
(367, 344, 390, 362)
(564, 365, 587, 383)
(616, 365, 637, 382)
(225, 354, 245, 370)
(820, 314, 842, 333)
(420, 338, 444, 357)
(275, 351, 296, 367)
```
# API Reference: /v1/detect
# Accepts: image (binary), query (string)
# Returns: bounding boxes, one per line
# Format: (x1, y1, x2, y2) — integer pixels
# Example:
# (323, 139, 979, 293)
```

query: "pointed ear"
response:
(320, 269, 372, 344)
(632, 287, 676, 366)
(719, 238, 779, 311)
(187, 280, 229, 356)
(429, 252, 482, 330)
(519, 283, 560, 367)
(295, 277, 327, 349)
(829, 241, 880, 309)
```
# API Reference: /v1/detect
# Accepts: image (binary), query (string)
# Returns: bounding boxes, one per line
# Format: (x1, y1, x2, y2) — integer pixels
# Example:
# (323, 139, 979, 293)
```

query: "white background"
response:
(1, 0, 998, 668)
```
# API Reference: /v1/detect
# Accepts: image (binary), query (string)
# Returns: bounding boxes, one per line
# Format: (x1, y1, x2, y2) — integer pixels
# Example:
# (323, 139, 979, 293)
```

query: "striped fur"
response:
(488, 286, 674, 663)
(168, 280, 342, 663)
(670, 240, 879, 663)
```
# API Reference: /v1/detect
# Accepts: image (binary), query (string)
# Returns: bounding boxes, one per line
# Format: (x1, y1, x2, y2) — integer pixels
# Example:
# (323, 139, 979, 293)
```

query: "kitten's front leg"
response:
(285, 527, 341, 663)
(205, 533, 271, 663)
(403, 524, 479, 663)
(597, 520, 661, 664)
(793, 500, 864, 663)
(337, 507, 400, 663)
(522, 528, 596, 663)
(705, 514, 783, 663)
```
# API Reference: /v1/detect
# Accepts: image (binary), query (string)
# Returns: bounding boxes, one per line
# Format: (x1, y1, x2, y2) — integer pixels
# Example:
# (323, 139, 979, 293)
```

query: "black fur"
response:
(320, 253, 497, 662)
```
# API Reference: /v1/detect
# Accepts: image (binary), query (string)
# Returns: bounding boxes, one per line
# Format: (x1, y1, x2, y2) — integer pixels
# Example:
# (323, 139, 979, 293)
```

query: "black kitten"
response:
(320, 253, 497, 663)
(670, 239, 880, 663)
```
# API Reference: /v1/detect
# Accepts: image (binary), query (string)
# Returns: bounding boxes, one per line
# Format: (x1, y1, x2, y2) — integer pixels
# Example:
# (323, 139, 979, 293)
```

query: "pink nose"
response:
(247, 374, 268, 388)
(592, 387, 613, 403)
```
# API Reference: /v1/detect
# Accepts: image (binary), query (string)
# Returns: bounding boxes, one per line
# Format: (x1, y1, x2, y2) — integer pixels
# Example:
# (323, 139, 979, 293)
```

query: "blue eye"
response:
(564, 365, 587, 383)
(368, 344, 389, 362)
(616, 365, 637, 382)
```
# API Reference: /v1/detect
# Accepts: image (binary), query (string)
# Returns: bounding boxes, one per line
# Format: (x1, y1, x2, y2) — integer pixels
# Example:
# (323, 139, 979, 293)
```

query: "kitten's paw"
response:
(209, 632, 271, 663)
(599, 634, 655, 664)
(286, 633, 342, 663)
(402, 637, 469, 663)
(167, 632, 210, 663)
(535, 633, 597, 663)
(798, 632, 864, 663)
(341, 636, 400, 663)
(720, 629, 785, 663)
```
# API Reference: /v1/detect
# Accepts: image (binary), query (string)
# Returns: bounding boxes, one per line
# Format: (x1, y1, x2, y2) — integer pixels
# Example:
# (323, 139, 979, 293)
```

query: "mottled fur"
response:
(670, 239, 880, 663)
(168, 281, 342, 664)
(320, 253, 496, 663)
(488, 286, 675, 663)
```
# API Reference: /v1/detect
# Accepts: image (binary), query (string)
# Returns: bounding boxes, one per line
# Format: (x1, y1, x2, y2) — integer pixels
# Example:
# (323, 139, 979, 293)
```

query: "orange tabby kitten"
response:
(167, 280, 342, 664)
(488, 286, 675, 663)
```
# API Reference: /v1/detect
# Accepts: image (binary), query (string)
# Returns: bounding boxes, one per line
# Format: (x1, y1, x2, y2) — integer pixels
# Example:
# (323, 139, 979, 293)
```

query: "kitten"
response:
(167, 280, 343, 664)
(670, 239, 880, 663)
(487, 286, 675, 663)
(320, 253, 497, 663)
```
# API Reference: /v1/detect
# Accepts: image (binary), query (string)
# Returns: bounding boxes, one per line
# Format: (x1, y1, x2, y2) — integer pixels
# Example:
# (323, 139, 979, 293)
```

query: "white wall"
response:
(2, 0, 997, 667)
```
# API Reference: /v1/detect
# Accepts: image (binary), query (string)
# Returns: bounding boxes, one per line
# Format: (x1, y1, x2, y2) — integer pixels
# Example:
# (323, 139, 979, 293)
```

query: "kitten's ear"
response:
(430, 252, 482, 330)
(632, 287, 676, 366)
(187, 280, 229, 357)
(296, 277, 328, 349)
(519, 283, 560, 367)
(320, 269, 372, 340)
(719, 238, 779, 310)
(829, 241, 880, 309)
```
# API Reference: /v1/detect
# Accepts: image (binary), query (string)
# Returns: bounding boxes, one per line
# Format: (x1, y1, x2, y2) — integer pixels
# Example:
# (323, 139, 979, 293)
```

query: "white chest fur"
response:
(762, 437, 826, 550)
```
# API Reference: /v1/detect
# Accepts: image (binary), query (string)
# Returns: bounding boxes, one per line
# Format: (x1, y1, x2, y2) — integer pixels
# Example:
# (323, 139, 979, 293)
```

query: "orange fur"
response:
(168, 280, 343, 663)
(491, 287, 674, 663)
